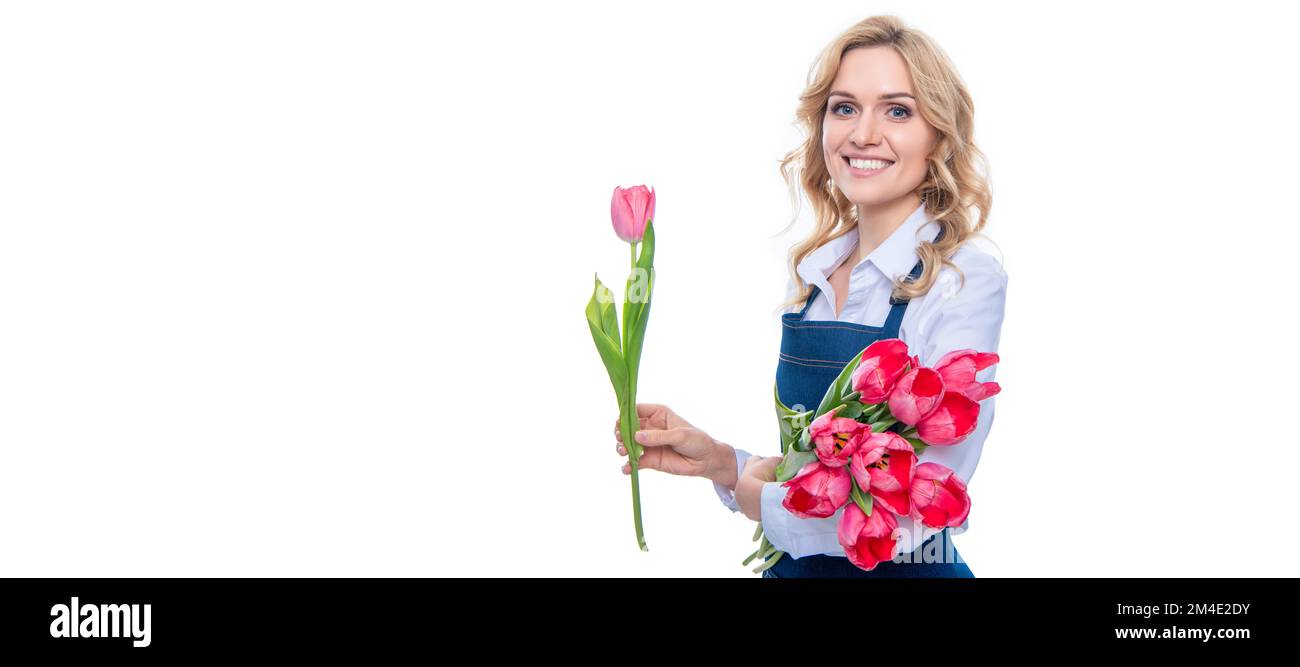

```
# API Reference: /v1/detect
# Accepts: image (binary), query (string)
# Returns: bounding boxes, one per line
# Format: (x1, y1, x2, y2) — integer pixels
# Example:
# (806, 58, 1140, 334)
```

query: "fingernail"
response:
(635, 432, 646, 443)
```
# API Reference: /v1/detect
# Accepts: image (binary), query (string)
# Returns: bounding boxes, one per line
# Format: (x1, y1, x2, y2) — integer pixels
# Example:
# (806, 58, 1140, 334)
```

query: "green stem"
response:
(623, 240, 647, 552)
(752, 550, 785, 574)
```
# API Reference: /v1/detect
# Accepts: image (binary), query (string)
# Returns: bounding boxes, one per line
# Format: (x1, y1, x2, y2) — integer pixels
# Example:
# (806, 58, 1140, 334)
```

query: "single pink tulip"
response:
(933, 349, 1001, 401)
(888, 366, 945, 425)
(781, 460, 851, 519)
(610, 185, 655, 243)
(850, 338, 914, 403)
(915, 391, 980, 446)
(908, 462, 971, 528)
(837, 501, 900, 572)
(808, 407, 870, 468)
(849, 431, 916, 516)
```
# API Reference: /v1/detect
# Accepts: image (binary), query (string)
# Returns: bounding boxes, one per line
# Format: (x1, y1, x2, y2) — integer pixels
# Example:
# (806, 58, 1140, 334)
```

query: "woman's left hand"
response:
(735, 456, 780, 521)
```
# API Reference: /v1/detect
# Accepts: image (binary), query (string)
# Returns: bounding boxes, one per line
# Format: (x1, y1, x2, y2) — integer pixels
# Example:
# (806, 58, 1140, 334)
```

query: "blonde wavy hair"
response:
(775, 15, 992, 315)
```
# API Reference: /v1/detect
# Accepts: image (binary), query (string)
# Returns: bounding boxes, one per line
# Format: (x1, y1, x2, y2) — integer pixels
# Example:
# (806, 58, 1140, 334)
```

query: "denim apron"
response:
(764, 234, 974, 578)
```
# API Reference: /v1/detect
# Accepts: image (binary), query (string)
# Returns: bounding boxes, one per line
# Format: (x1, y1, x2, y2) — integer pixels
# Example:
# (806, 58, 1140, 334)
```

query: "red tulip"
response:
(933, 349, 1001, 401)
(849, 431, 916, 516)
(610, 185, 655, 243)
(908, 462, 971, 528)
(888, 366, 945, 425)
(837, 501, 900, 571)
(850, 338, 914, 403)
(808, 407, 869, 468)
(915, 391, 980, 446)
(781, 460, 851, 519)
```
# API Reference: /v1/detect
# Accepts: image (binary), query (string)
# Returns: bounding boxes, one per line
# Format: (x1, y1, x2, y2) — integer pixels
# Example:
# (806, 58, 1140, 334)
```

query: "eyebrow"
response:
(828, 90, 915, 101)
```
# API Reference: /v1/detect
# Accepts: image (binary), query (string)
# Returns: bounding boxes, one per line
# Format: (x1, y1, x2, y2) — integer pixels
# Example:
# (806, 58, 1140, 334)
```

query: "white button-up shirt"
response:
(714, 202, 1008, 559)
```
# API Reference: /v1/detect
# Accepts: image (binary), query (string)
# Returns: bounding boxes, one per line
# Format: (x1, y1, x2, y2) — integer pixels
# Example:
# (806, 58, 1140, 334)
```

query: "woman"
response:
(614, 15, 1006, 578)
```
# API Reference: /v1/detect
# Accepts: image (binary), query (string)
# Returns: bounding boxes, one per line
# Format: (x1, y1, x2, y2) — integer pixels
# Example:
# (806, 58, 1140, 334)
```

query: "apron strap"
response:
(796, 284, 821, 318)
(884, 224, 947, 329)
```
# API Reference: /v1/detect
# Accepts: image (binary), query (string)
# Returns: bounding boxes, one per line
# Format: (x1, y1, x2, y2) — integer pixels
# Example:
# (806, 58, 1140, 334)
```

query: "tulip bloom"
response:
(909, 462, 971, 528)
(808, 407, 869, 468)
(782, 461, 851, 519)
(915, 391, 980, 446)
(850, 338, 914, 403)
(888, 366, 945, 426)
(933, 349, 1001, 401)
(837, 501, 900, 571)
(611, 185, 655, 243)
(849, 431, 916, 516)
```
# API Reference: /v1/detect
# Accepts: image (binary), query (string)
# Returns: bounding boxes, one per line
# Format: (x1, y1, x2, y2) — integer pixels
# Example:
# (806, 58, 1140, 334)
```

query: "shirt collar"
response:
(797, 202, 939, 291)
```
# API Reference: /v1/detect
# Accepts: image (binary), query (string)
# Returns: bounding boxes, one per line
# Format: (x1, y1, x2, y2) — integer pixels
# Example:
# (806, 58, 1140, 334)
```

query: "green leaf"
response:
(586, 275, 627, 402)
(775, 379, 791, 415)
(868, 417, 898, 433)
(589, 274, 621, 352)
(622, 221, 655, 349)
(850, 476, 873, 516)
(775, 448, 817, 483)
(814, 347, 866, 419)
(796, 427, 812, 452)
(837, 401, 864, 420)
(622, 220, 655, 408)
(906, 436, 929, 458)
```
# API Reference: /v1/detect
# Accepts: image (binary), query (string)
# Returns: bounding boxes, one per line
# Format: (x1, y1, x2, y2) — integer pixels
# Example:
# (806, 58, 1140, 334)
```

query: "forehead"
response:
(829, 46, 914, 96)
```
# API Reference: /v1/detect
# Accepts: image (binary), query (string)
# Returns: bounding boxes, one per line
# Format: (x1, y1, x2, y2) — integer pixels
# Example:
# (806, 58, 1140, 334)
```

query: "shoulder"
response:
(933, 236, 1007, 301)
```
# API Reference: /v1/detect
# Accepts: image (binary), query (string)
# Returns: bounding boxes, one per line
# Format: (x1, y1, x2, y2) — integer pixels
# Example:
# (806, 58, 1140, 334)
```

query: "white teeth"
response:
(847, 158, 891, 170)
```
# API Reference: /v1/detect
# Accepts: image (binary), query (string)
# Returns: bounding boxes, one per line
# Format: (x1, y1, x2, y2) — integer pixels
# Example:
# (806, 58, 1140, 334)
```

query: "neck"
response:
(853, 193, 923, 266)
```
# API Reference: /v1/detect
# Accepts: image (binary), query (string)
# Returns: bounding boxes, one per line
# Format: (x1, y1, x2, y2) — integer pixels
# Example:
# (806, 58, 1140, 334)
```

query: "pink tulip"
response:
(909, 462, 971, 528)
(888, 366, 945, 425)
(850, 338, 914, 403)
(849, 431, 916, 516)
(808, 407, 869, 468)
(915, 391, 980, 446)
(781, 461, 851, 519)
(610, 185, 655, 243)
(837, 501, 900, 571)
(933, 349, 1001, 401)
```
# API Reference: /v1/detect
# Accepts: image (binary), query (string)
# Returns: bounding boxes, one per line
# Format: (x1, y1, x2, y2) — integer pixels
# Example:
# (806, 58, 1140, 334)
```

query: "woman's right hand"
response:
(614, 403, 724, 479)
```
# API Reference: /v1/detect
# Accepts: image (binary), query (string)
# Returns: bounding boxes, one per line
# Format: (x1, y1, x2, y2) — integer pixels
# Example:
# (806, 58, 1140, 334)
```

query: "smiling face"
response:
(822, 46, 939, 215)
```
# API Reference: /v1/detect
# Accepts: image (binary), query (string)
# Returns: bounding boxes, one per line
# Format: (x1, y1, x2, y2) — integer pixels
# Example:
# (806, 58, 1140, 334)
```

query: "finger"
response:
(633, 428, 679, 447)
(635, 403, 665, 418)
(616, 444, 626, 456)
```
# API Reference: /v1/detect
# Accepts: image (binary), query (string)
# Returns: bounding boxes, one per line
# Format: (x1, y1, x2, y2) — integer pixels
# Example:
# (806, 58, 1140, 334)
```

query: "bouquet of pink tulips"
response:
(746, 338, 1001, 574)
(586, 185, 656, 551)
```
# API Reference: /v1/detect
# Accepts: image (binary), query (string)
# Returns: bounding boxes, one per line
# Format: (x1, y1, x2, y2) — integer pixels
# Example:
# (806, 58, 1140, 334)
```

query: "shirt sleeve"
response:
(898, 252, 1008, 551)
(762, 252, 1008, 559)
(712, 447, 751, 512)
(759, 482, 847, 558)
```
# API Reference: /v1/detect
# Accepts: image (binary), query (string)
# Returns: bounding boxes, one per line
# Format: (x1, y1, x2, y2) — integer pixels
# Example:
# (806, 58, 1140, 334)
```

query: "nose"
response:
(851, 115, 880, 147)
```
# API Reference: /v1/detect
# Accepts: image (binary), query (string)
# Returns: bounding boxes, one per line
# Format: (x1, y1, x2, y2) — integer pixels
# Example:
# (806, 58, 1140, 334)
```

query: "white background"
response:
(2, 0, 1297, 577)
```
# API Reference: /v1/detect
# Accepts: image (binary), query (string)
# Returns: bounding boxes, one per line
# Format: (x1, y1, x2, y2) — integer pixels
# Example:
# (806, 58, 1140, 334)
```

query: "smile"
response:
(843, 156, 892, 177)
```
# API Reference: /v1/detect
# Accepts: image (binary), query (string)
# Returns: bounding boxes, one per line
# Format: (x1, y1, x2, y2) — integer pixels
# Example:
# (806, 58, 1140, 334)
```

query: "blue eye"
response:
(831, 102, 913, 120)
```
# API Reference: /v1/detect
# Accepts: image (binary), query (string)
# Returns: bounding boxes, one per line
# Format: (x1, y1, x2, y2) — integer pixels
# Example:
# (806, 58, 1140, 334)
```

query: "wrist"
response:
(705, 439, 738, 489)
(737, 476, 766, 522)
